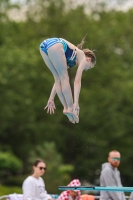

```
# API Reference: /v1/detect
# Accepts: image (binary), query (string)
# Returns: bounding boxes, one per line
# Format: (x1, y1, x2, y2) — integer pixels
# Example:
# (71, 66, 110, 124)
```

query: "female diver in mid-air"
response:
(40, 35, 96, 124)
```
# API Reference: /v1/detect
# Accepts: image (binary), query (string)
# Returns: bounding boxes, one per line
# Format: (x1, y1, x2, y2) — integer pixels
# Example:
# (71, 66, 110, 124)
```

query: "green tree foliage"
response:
(0, 152, 22, 176)
(0, 0, 133, 190)
(0, 185, 22, 196)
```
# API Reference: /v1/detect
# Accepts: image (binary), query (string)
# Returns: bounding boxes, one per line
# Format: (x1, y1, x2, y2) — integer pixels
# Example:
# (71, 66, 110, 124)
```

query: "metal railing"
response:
(94, 196, 131, 199)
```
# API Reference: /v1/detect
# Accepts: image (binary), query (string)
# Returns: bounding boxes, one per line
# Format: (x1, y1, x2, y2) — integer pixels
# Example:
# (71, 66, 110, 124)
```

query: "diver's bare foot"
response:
(63, 110, 79, 123)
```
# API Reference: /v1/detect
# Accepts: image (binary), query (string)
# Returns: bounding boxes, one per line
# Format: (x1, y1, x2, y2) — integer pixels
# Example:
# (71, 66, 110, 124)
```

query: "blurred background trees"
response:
(0, 0, 133, 195)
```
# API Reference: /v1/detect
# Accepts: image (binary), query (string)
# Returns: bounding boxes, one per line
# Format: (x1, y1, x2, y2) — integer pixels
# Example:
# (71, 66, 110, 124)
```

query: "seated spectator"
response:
(22, 159, 53, 200)
(58, 179, 81, 200)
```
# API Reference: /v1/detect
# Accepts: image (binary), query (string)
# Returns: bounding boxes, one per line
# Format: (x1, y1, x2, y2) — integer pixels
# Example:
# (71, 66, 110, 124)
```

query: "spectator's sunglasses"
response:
(111, 157, 121, 161)
(38, 167, 47, 170)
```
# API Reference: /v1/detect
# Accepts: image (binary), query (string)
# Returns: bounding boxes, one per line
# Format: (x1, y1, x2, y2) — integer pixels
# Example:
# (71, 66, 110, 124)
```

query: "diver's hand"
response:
(44, 100, 56, 114)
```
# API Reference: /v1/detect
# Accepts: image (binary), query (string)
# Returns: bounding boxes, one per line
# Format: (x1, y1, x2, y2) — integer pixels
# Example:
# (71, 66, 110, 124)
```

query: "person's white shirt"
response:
(22, 176, 51, 200)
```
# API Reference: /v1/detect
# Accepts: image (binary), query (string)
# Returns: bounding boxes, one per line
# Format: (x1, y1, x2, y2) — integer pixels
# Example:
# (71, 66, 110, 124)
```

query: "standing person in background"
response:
(22, 159, 53, 200)
(58, 179, 81, 200)
(100, 150, 126, 200)
(40, 36, 96, 124)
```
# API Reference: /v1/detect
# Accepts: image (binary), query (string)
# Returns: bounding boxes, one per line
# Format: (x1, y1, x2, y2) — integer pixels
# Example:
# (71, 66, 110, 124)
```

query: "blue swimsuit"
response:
(40, 38, 77, 67)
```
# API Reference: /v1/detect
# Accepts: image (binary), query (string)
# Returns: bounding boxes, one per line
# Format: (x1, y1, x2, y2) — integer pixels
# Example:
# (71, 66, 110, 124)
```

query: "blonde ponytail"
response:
(77, 33, 87, 50)
(77, 34, 96, 65)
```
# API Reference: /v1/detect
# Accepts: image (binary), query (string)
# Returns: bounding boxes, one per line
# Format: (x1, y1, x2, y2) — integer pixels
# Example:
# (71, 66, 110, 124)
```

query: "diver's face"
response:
(84, 57, 94, 71)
